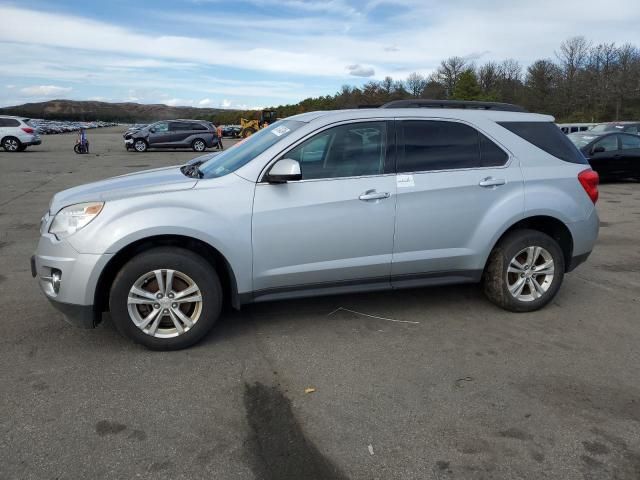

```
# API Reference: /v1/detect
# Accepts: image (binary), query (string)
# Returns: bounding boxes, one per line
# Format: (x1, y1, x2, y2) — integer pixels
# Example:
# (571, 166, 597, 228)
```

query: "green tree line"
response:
(259, 36, 640, 123)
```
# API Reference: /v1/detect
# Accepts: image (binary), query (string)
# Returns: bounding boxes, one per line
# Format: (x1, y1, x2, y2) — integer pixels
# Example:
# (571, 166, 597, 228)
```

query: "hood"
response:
(49, 166, 197, 213)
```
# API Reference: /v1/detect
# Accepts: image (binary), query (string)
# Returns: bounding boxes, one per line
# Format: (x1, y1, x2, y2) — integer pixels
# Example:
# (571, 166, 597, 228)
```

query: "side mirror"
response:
(149, 128, 156, 133)
(591, 145, 605, 154)
(266, 158, 302, 183)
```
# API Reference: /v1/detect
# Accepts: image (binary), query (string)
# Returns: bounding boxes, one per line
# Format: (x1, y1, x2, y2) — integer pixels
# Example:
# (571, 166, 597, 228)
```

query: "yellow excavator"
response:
(239, 109, 277, 138)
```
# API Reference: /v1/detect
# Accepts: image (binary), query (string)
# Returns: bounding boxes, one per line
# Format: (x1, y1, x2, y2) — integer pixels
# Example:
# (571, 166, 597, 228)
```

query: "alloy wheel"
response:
(127, 269, 203, 338)
(4, 138, 19, 151)
(506, 246, 555, 302)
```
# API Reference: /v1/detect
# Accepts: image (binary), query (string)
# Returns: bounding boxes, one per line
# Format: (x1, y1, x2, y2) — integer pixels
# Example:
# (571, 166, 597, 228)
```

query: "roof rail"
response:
(380, 99, 528, 113)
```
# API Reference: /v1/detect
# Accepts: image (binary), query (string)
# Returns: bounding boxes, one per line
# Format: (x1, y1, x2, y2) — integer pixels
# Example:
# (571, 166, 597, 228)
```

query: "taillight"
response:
(578, 169, 599, 204)
(21, 127, 34, 134)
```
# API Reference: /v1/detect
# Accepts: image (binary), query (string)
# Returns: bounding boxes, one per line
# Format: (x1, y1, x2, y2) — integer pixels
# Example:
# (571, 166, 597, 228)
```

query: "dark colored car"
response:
(124, 120, 217, 152)
(589, 122, 640, 135)
(222, 125, 241, 138)
(569, 131, 640, 180)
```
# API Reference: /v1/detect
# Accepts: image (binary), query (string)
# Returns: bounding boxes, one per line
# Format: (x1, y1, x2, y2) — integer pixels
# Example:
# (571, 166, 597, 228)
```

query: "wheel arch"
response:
(94, 234, 240, 314)
(490, 215, 574, 272)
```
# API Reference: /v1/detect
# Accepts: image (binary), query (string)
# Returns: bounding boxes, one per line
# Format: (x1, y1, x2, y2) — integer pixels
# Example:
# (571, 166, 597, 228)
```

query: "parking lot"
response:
(1, 126, 639, 479)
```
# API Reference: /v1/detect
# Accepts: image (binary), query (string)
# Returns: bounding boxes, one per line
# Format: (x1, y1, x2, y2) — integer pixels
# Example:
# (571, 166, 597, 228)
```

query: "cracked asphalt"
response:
(1, 127, 639, 479)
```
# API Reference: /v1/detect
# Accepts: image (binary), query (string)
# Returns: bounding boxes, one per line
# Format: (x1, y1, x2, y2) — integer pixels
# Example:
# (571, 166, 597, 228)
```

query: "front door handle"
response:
(359, 190, 391, 201)
(478, 177, 506, 188)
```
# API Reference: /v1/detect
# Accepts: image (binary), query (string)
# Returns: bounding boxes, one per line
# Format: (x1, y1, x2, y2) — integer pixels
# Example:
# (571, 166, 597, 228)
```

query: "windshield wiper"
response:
(180, 163, 203, 178)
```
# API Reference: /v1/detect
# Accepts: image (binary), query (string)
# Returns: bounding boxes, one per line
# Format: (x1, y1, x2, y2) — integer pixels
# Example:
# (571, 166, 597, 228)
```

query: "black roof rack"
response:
(380, 99, 527, 113)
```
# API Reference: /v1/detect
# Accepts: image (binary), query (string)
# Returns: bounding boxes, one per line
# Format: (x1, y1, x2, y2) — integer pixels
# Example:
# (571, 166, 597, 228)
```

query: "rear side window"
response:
(170, 122, 192, 131)
(499, 122, 588, 164)
(191, 122, 207, 131)
(399, 120, 508, 172)
(0, 118, 20, 127)
(621, 134, 640, 149)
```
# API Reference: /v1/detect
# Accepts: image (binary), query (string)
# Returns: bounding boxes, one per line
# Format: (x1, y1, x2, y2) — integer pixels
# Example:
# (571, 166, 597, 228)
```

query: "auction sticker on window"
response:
(397, 174, 415, 188)
(271, 125, 290, 136)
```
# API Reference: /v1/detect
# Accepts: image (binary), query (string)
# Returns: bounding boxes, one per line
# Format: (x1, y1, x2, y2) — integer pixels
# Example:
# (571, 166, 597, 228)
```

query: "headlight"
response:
(49, 202, 104, 239)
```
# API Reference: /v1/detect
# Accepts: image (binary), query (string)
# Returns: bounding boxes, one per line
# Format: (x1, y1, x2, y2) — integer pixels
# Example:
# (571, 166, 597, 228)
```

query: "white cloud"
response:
(198, 98, 211, 106)
(220, 99, 232, 108)
(19, 85, 72, 97)
(346, 64, 375, 77)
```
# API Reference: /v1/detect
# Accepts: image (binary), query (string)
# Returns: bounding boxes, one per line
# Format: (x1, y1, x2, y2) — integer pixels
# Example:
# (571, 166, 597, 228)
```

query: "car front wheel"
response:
(109, 247, 222, 350)
(482, 229, 565, 312)
(133, 139, 148, 152)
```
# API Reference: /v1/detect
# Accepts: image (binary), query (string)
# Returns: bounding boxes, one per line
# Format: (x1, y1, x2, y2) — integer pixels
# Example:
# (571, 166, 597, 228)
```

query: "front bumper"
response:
(32, 233, 112, 329)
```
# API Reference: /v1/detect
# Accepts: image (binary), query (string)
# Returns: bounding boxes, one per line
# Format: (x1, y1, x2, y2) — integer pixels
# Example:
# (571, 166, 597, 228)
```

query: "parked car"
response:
(33, 100, 599, 350)
(557, 123, 597, 134)
(123, 124, 148, 136)
(568, 131, 640, 180)
(123, 120, 217, 152)
(0, 116, 42, 152)
(222, 125, 241, 138)
(589, 122, 640, 135)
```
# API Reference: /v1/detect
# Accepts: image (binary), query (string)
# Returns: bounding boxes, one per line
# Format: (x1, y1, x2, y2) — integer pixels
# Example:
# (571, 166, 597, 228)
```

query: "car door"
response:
(251, 120, 397, 296)
(619, 133, 640, 177)
(587, 135, 621, 178)
(147, 121, 171, 146)
(391, 119, 523, 286)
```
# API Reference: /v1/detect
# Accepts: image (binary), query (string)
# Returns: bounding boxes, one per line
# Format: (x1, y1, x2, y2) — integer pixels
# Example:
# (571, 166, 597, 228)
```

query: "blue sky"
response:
(1, 0, 639, 109)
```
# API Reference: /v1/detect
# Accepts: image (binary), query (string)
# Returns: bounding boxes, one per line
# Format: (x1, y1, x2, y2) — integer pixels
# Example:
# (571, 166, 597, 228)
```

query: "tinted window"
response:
(0, 118, 20, 127)
(399, 121, 507, 172)
(170, 122, 192, 131)
(200, 120, 303, 178)
(499, 122, 588, 164)
(191, 122, 207, 131)
(480, 134, 509, 167)
(625, 125, 638, 134)
(594, 135, 618, 152)
(621, 134, 640, 149)
(286, 122, 387, 179)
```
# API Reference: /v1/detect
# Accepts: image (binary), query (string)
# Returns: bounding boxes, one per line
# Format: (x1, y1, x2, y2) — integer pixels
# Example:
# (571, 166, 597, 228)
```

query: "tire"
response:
(109, 247, 222, 350)
(192, 138, 206, 152)
(2, 137, 21, 152)
(241, 127, 256, 139)
(133, 139, 148, 152)
(482, 229, 565, 312)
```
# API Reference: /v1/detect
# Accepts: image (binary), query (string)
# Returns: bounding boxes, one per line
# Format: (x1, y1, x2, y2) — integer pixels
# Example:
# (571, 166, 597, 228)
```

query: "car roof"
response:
(0, 115, 28, 120)
(286, 108, 554, 125)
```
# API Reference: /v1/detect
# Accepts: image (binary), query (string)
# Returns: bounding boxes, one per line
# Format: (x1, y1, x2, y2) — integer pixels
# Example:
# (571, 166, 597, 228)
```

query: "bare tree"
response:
(437, 56, 468, 97)
(405, 72, 427, 97)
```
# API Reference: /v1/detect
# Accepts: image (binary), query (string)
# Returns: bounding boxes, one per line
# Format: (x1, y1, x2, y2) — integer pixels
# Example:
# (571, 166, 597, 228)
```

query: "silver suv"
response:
(124, 119, 217, 152)
(0, 115, 42, 152)
(32, 101, 600, 350)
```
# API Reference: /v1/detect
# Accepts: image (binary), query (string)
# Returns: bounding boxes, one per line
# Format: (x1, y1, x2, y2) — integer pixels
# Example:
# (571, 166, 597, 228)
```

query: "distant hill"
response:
(0, 100, 238, 123)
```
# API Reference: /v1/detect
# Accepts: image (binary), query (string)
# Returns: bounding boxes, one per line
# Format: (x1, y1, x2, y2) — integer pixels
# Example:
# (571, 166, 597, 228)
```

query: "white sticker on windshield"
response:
(397, 174, 415, 188)
(271, 125, 290, 137)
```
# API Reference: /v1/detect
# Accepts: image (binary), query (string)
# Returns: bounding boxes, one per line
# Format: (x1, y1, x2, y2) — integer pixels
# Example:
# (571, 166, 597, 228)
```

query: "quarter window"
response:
(398, 120, 507, 172)
(286, 122, 387, 179)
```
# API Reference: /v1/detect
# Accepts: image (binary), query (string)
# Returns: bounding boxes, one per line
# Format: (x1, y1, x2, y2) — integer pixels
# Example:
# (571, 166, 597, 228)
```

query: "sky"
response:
(0, 0, 639, 109)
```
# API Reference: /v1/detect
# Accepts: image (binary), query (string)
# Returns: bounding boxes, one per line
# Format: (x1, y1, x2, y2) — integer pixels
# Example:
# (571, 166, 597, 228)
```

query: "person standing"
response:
(216, 124, 224, 150)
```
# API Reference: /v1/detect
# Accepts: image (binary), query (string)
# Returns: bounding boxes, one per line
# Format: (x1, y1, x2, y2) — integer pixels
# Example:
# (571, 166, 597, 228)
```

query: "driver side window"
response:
(594, 135, 618, 152)
(153, 122, 169, 133)
(286, 122, 387, 180)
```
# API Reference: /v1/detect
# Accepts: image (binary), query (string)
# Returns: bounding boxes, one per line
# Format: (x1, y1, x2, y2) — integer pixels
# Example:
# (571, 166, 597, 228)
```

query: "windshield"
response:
(568, 133, 598, 148)
(199, 120, 304, 178)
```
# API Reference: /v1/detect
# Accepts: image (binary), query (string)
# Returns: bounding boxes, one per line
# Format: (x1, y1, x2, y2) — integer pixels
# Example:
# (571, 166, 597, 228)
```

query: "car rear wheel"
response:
(133, 139, 148, 152)
(109, 247, 222, 350)
(482, 229, 565, 312)
(192, 138, 206, 152)
(2, 137, 21, 152)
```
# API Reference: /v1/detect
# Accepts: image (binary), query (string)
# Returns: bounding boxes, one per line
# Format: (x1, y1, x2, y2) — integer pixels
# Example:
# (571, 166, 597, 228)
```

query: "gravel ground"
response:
(1, 126, 639, 480)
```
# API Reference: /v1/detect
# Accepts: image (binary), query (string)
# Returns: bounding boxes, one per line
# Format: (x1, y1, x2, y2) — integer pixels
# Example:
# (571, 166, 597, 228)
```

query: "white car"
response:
(0, 116, 42, 152)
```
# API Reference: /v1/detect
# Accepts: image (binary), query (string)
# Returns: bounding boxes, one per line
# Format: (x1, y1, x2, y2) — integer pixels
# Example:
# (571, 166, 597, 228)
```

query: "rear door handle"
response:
(359, 190, 391, 201)
(478, 177, 506, 187)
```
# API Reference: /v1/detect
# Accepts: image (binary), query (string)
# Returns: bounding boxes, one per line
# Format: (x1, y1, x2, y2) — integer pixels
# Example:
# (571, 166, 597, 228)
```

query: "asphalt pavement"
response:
(1, 127, 639, 479)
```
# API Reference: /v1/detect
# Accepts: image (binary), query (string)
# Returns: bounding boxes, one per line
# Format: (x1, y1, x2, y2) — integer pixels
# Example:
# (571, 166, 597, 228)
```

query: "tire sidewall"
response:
(192, 139, 206, 152)
(109, 248, 222, 350)
(487, 230, 565, 312)
(3, 137, 20, 152)
(134, 139, 147, 152)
